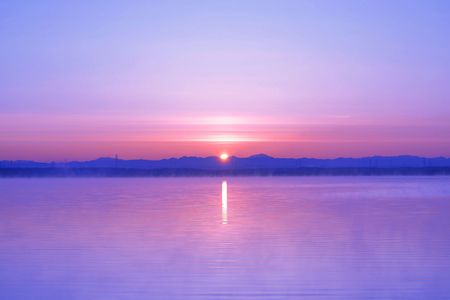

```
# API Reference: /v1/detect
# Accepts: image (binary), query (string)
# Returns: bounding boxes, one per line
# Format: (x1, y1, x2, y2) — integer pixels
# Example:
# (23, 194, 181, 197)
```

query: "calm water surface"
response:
(1, 177, 449, 299)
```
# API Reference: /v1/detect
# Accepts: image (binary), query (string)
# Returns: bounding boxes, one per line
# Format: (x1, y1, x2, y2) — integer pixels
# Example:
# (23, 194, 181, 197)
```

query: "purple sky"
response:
(1, 1, 449, 160)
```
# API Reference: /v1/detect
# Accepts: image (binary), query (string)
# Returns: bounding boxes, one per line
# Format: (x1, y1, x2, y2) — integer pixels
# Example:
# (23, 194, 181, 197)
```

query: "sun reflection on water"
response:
(222, 180, 228, 224)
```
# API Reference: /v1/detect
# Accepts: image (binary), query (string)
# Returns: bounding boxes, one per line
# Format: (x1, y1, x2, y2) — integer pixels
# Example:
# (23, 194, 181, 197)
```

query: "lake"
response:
(1, 177, 449, 299)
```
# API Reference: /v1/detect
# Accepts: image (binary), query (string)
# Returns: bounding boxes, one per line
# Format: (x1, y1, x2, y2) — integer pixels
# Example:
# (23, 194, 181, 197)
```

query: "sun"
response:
(220, 153, 229, 161)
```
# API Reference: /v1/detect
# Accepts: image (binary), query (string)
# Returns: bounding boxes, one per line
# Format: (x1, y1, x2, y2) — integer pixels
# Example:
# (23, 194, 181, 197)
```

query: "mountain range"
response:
(1, 154, 450, 169)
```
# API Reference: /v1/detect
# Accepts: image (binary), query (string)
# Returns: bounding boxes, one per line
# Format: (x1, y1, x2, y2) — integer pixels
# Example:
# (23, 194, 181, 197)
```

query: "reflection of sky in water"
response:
(0, 177, 450, 299)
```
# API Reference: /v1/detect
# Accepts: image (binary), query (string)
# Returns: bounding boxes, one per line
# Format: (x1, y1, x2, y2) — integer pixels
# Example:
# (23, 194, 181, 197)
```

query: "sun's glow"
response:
(190, 134, 261, 143)
(220, 153, 229, 161)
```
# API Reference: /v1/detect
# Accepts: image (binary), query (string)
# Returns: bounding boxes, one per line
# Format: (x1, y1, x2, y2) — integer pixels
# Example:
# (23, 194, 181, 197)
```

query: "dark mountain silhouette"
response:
(1, 154, 450, 176)
(1, 154, 450, 169)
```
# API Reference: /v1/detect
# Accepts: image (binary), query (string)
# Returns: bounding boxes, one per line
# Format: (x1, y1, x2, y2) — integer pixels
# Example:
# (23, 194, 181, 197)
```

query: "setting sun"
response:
(220, 153, 229, 161)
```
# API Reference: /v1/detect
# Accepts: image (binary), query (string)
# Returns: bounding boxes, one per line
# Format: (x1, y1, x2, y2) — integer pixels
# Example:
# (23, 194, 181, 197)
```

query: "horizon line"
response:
(2, 153, 450, 164)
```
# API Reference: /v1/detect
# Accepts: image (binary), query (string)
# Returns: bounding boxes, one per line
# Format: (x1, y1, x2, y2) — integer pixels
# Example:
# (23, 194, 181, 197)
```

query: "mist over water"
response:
(0, 177, 449, 299)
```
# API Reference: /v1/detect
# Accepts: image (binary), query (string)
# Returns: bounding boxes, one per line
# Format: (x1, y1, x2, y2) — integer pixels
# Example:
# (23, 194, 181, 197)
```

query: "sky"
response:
(1, 0, 449, 160)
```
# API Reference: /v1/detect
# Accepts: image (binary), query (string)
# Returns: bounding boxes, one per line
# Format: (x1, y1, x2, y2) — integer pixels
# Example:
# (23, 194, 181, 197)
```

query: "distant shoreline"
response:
(1, 167, 450, 177)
